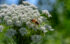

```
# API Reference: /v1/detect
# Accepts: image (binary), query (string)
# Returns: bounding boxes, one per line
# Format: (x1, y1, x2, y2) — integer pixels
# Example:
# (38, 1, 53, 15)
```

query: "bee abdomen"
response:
(35, 22, 39, 25)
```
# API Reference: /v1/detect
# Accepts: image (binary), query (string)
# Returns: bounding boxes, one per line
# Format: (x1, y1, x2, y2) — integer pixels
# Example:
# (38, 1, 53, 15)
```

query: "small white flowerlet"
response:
(22, 1, 30, 5)
(40, 26, 46, 30)
(11, 4, 17, 7)
(6, 20, 13, 25)
(12, 16, 18, 21)
(15, 20, 22, 27)
(31, 35, 42, 43)
(40, 26, 48, 33)
(19, 28, 27, 36)
(0, 25, 4, 32)
(26, 21, 32, 28)
(45, 25, 54, 31)
(38, 18, 43, 23)
(48, 25, 52, 29)
(6, 29, 16, 38)
(30, 4, 37, 9)
(50, 29, 54, 31)
(6, 11, 12, 16)
(42, 10, 52, 17)
(4, 16, 11, 21)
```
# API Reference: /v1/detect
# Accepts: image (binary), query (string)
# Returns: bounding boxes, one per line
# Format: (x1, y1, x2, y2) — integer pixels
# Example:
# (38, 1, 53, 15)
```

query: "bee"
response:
(31, 19, 39, 25)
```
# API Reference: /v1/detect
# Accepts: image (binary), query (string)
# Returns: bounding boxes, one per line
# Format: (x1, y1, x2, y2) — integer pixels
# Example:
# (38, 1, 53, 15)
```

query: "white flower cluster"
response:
(0, 1, 54, 43)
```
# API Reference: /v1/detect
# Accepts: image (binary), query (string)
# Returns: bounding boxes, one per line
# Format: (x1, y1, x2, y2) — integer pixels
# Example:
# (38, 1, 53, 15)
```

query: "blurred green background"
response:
(0, 0, 70, 44)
